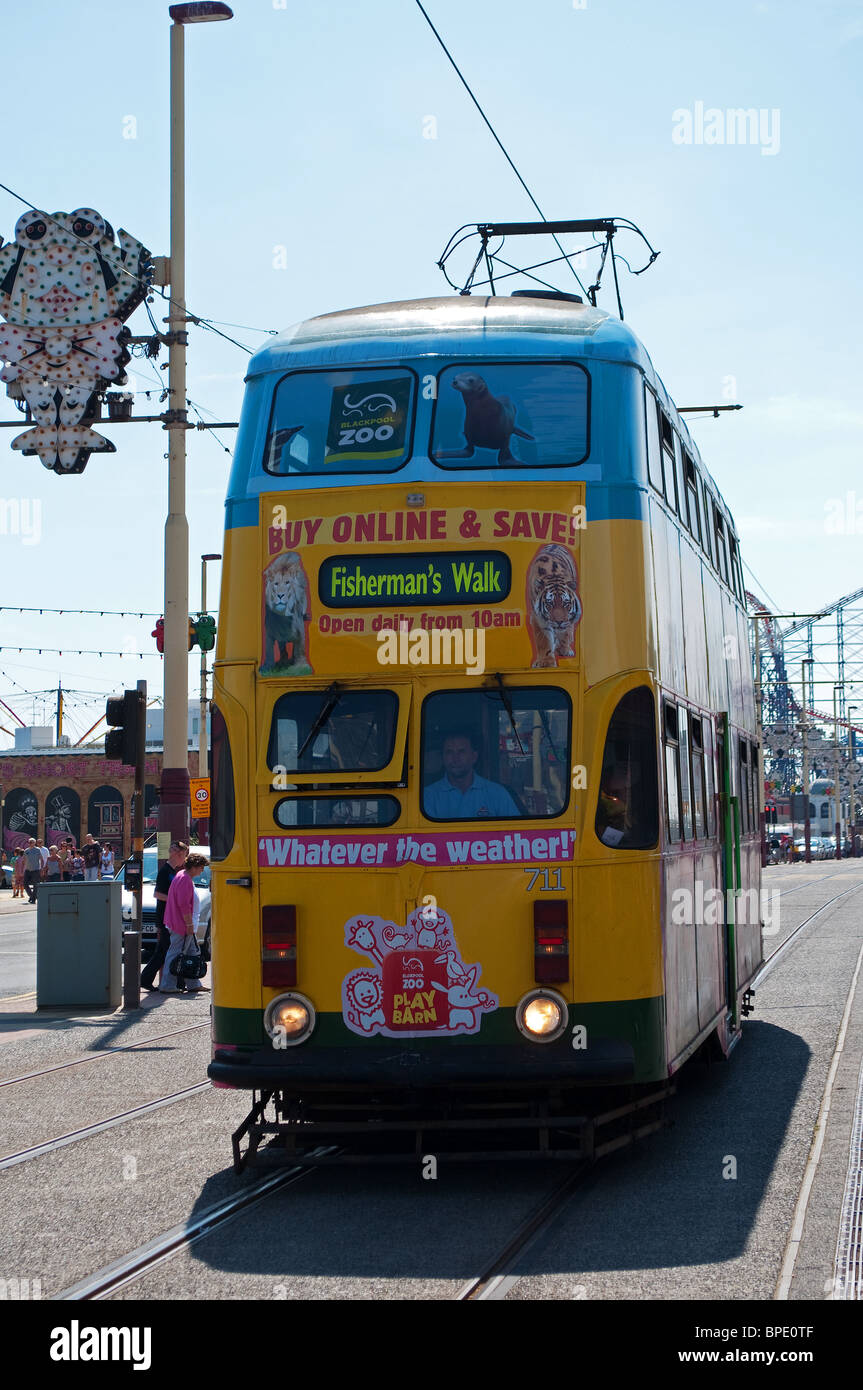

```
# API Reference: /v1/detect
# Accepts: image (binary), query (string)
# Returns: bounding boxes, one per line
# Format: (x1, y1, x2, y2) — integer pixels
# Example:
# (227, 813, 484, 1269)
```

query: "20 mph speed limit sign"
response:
(190, 778, 211, 817)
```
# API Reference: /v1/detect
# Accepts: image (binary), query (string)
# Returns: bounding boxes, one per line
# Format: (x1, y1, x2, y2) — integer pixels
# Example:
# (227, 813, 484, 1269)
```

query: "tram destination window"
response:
(273, 795, 400, 829)
(263, 367, 416, 476)
(421, 688, 570, 821)
(267, 689, 398, 774)
(595, 686, 659, 849)
(430, 362, 589, 470)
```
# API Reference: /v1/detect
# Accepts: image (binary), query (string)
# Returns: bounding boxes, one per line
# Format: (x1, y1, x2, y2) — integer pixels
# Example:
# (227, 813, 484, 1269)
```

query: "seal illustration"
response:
(436, 372, 535, 465)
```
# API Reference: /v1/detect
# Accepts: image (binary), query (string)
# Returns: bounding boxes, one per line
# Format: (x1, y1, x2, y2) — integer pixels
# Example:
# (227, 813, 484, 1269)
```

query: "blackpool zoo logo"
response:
(341, 903, 498, 1039)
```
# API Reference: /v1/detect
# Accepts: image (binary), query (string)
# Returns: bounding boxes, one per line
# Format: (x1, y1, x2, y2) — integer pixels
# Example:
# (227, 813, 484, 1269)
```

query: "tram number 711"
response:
(524, 867, 564, 892)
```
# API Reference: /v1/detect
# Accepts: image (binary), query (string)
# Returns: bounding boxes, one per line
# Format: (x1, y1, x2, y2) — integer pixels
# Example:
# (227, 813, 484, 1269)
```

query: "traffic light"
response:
(196, 614, 216, 651)
(187, 615, 216, 651)
(105, 688, 143, 767)
(152, 617, 164, 653)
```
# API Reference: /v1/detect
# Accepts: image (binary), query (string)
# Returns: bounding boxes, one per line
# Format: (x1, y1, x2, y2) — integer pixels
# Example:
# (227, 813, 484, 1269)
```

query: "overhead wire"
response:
(412, 0, 588, 298)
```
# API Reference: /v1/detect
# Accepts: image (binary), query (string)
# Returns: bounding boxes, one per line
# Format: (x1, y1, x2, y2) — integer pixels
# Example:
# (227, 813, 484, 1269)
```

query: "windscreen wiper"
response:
(492, 672, 526, 755)
(297, 681, 342, 761)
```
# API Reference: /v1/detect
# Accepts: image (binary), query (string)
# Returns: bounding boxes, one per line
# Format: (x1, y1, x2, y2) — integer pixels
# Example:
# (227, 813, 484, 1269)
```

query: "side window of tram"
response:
(690, 716, 707, 838)
(420, 688, 571, 821)
(750, 740, 760, 830)
(728, 533, 744, 602)
(663, 702, 682, 843)
(677, 706, 694, 839)
(713, 509, 731, 587)
(659, 413, 678, 513)
(701, 484, 715, 566)
(738, 739, 750, 832)
(684, 455, 702, 546)
(594, 686, 659, 849)
(644, 388, 664, 494)
(703, 717, 716, 836)
(263, 368, 416, 475)
(210, 704, 235, 862)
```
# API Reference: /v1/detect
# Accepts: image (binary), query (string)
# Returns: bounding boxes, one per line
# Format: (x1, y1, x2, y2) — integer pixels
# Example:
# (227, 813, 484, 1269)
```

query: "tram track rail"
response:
(754, 880, 863, 990)
(0, 1021, 209, 1089)
(55, 1160, 328, 1300)
(0, 1081, 212, 1171)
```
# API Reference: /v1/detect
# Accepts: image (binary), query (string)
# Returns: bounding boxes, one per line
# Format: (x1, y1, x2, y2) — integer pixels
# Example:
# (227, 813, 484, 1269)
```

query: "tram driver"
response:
(424, 729, 520, 819)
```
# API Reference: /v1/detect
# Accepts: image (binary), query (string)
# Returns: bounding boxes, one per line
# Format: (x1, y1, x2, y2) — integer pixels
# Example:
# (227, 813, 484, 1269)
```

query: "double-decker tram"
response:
(207, 286, 762, 1167)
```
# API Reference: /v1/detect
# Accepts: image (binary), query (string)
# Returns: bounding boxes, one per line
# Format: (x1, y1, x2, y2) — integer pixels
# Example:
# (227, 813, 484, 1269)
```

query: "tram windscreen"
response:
(267, 689, 399, 774)
(263, 368, 415, 475)
(421, 688, 570, 820)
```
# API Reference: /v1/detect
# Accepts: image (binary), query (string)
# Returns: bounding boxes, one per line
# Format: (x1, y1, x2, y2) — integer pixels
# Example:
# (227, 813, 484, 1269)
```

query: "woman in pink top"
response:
(160, 852, 208, 994)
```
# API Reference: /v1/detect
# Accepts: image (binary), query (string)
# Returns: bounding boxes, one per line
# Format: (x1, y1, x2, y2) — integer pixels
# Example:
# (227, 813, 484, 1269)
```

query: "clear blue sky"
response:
(1, 0, 861, 741)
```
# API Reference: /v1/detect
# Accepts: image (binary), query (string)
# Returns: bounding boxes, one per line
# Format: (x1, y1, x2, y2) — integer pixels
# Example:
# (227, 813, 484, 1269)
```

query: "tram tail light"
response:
(262, 906, 297, 988)
(533, 901, 569, 983)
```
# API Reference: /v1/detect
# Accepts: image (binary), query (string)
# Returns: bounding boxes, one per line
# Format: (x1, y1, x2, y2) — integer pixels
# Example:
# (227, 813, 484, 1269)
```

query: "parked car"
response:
(115, 847, 212, 961)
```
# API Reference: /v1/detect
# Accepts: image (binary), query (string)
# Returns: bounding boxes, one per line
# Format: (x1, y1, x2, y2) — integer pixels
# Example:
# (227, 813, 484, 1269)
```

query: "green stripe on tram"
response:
(212, 996, 666, 1078)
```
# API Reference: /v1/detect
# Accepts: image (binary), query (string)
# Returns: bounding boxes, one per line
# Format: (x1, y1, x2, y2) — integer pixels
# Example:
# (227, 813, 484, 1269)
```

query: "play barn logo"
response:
(49, 1321, 151, 1371)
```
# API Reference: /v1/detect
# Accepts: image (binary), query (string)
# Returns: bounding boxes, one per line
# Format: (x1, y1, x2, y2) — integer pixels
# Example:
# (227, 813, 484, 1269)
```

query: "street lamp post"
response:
(159, 2, 233, 847)
(801, 658, 813, 864)
(848, 706, 859, 858)
(833, 683, 844, 860)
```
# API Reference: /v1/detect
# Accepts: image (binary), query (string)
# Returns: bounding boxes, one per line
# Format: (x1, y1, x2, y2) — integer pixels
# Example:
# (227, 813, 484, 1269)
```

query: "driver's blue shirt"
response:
(424, 773, 519, 819)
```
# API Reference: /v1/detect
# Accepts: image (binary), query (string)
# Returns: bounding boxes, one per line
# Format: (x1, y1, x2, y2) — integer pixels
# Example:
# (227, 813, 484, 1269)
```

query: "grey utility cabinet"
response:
(36, 881, 123, 1009)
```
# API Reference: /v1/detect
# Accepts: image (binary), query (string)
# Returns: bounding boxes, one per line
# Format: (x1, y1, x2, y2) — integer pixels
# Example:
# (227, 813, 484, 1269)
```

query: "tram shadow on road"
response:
(180, 1020, 809, 1291)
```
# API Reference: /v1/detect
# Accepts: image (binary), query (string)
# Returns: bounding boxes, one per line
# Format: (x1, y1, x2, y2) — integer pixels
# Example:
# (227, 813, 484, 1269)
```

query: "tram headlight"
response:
(264, 992, 316, 1047)
(516, 989, 568, 1043)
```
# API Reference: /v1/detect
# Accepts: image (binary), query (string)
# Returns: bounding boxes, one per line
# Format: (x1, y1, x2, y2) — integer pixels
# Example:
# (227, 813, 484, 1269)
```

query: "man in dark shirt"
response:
(140, 841, 188, 992)
(82, 834, 101, 882)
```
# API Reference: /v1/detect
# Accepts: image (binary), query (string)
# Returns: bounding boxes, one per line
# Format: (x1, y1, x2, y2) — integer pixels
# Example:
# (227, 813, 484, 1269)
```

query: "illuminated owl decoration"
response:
(0, 207, 153, 473)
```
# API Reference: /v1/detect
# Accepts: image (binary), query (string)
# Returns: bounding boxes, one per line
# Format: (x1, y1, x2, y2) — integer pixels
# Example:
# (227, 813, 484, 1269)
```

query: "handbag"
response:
(170, 935, 208, 980)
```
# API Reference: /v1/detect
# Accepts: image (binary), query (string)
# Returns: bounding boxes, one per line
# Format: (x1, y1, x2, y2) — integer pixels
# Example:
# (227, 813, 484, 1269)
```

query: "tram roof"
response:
(245, 295, 729, 527)
(250, 294, 647, 372)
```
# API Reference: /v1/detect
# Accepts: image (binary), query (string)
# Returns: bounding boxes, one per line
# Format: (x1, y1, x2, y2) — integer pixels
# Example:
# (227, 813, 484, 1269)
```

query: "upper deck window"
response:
(430, 362, 589, 470)
(684, 455, 702, 546)
(659, 412, 679, 513)
(644, 387, 664, 494)
(263, 368, 416, 476)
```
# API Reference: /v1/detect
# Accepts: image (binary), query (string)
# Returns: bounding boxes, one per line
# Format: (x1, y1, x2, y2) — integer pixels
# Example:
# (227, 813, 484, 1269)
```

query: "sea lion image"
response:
(436, 372, 535, 465)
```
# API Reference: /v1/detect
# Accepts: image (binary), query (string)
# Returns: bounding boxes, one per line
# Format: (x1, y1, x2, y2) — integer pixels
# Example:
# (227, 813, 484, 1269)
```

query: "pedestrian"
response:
(44, 846, 62, 882)
(12, 850, 25, 898)
(22, 838, 43, 903)
(81, 834, 101, 883)
(69, 848, 85, 881)
(160, 852, 208, 995)
(58, 839, 73, 881)
(99, 844, 115, 880)
(140, 841, 188, 992)
(0, 849, 8, 890)
(36, 837, 49, 870)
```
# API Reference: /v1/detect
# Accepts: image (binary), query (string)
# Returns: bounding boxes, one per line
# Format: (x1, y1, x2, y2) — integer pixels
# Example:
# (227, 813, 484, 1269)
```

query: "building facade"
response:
(0, 748, 204, 859)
